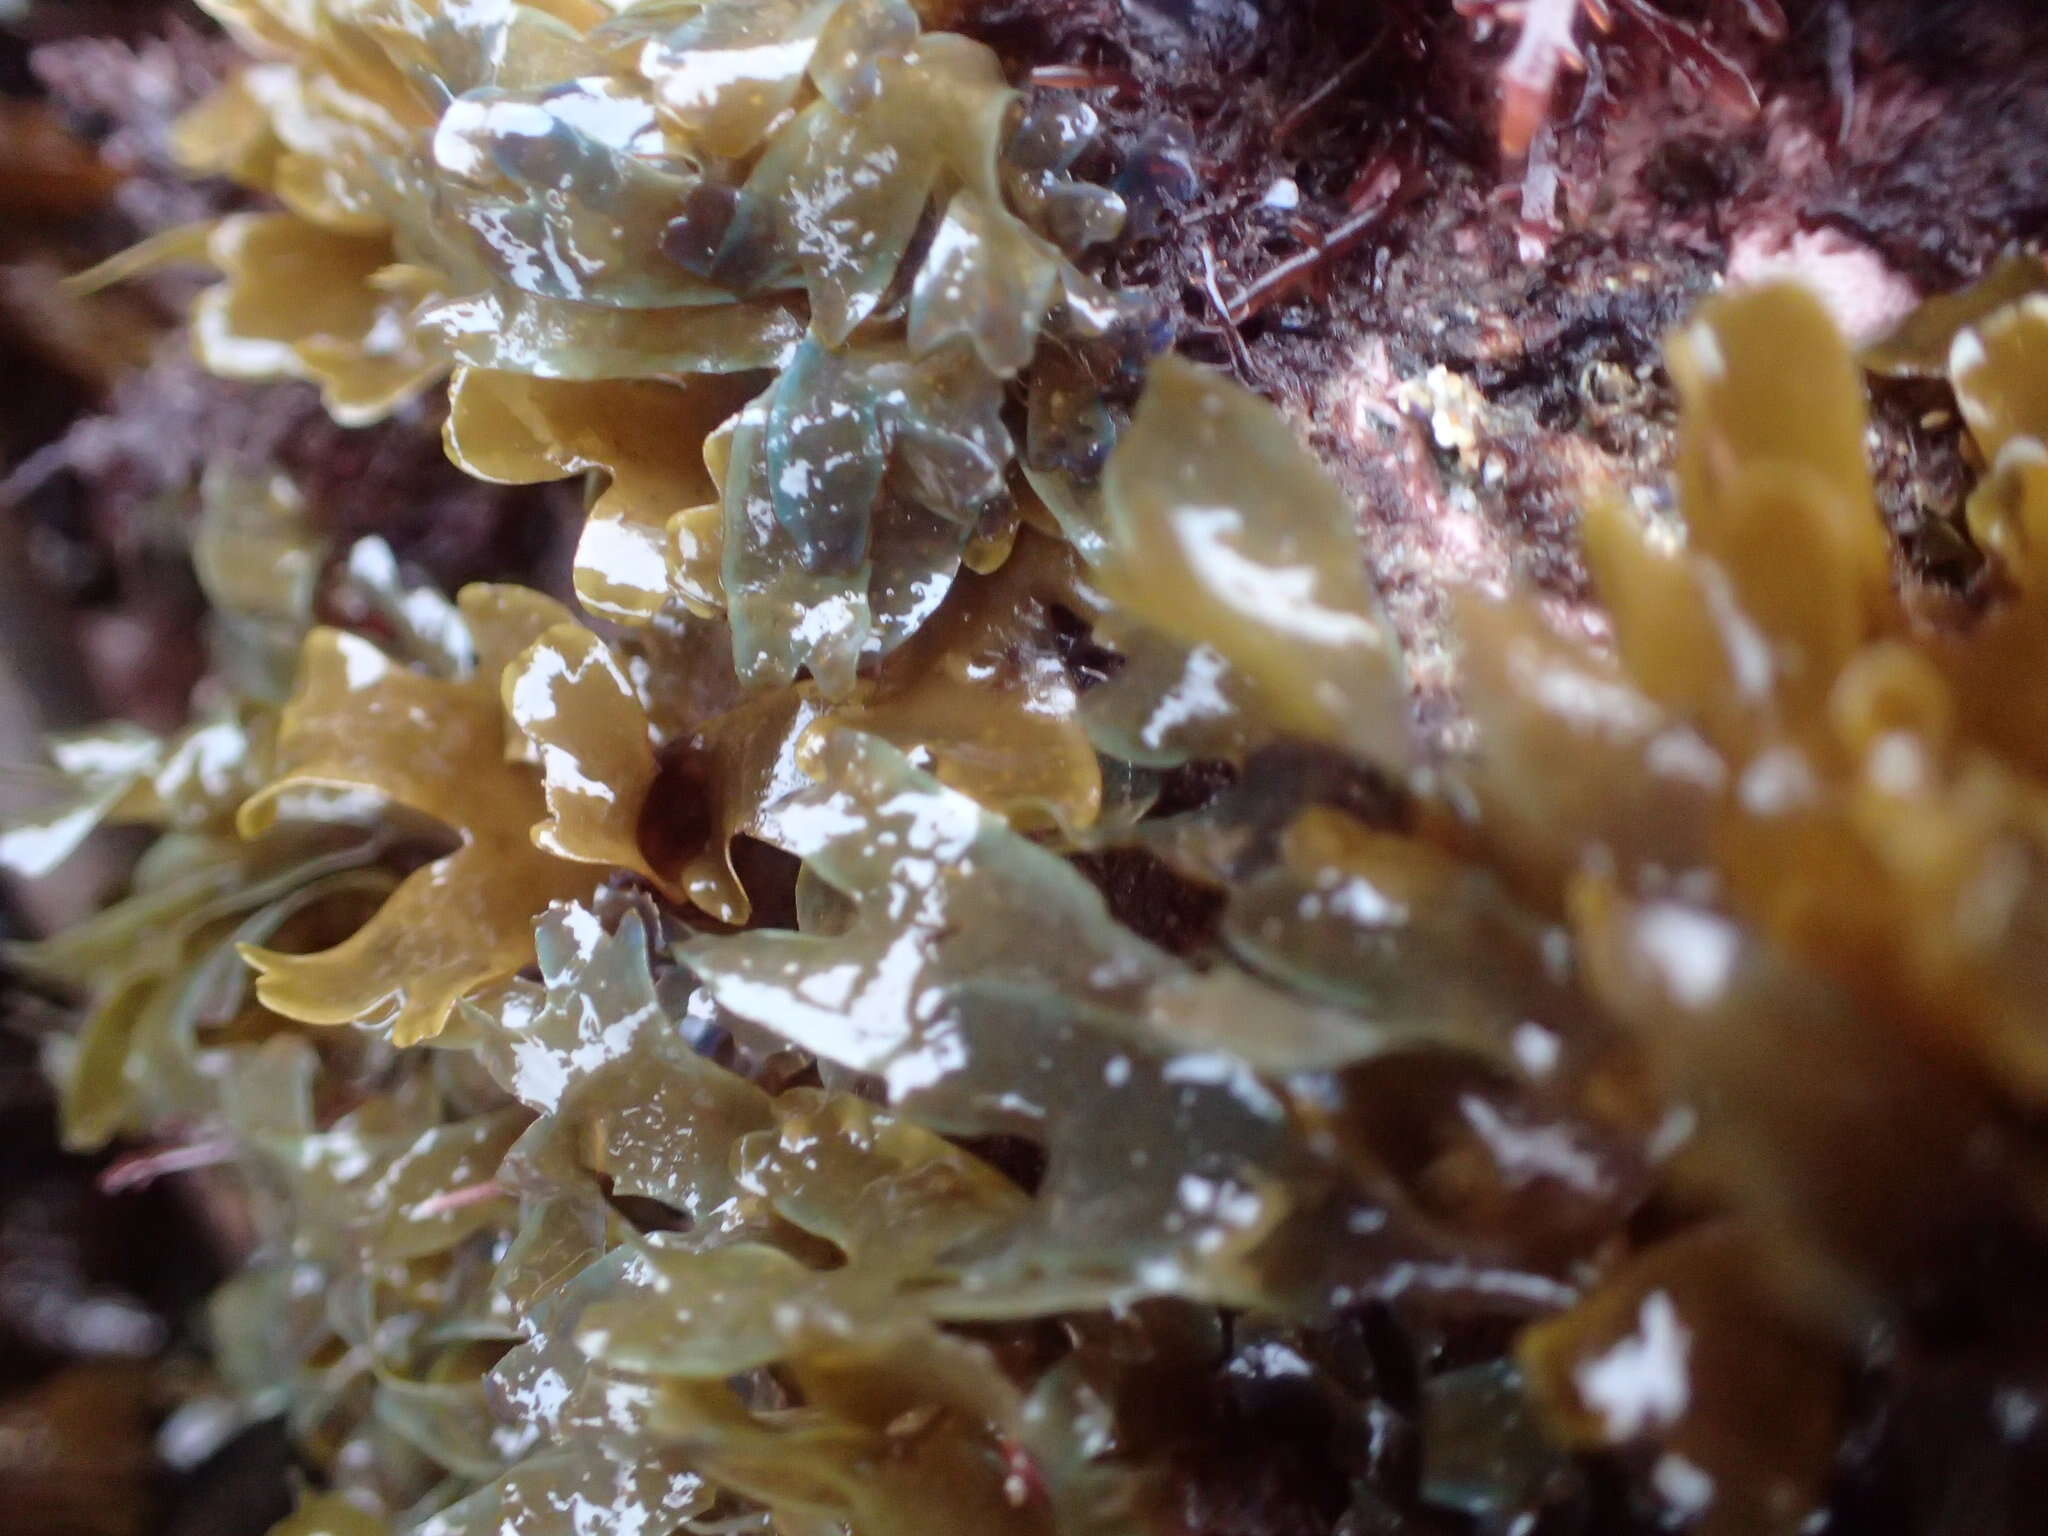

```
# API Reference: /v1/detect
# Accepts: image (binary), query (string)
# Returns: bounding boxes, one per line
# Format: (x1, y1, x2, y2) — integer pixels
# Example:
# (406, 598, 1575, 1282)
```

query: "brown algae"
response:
(12, 2, 2048, 1534)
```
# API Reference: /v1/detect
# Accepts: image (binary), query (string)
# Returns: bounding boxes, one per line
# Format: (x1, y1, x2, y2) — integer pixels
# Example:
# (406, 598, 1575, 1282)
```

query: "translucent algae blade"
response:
(422, 286, 802, 378)
(235, 600, 606, 1046)
(1667, 284, 1889, 613)
(729, 85, 936, 346)
(431, 76, 723, 310)
(270, 1494, 389, 1536)
(844, 530, 1103, 832)
(720, 388, 876, 695)
(1864, 249, 2048, 379)
(1098, 356, 1410, 767)
(908, 188, 1062, 378)
(419, 1444, 711, 1536)
(1951, 294, 2048, 468)
(466, 905, 773, 1216)
(196, 213, 451, 427)
(1519, 1223, 1843, 1536)
(608, 0, 843, 160)
(501, 623, 673, 894)
(443, 369, 748, 625)
(764, 336, 889, 574)
(682, 729, 1178, 1056)
(681, 732, 1541, 1315)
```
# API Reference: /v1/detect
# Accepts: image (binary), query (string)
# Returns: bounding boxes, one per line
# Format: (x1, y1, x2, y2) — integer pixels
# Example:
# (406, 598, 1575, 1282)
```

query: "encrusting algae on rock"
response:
(15, 0, 2048, 1532)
